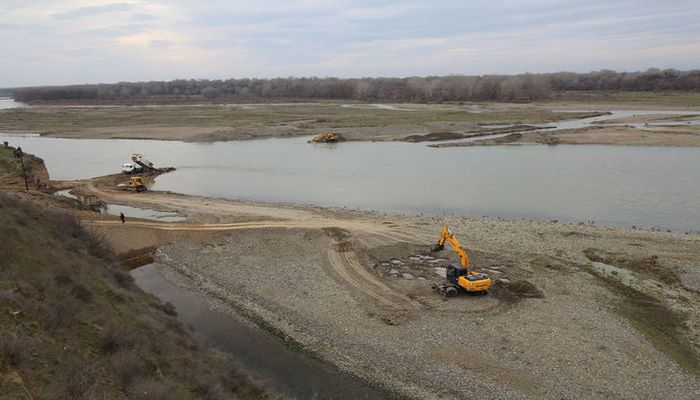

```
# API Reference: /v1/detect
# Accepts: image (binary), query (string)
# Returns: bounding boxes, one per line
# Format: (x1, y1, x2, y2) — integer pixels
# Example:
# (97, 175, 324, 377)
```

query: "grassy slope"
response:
(0, 193, 267, 399)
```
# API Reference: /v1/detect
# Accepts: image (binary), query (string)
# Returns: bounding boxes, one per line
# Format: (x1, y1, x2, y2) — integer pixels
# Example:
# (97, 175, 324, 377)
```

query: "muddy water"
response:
(130, 264, 386, 399)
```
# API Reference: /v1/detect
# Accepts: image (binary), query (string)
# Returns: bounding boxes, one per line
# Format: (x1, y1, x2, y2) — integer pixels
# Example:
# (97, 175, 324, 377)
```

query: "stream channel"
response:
(130, 264, 387, 399)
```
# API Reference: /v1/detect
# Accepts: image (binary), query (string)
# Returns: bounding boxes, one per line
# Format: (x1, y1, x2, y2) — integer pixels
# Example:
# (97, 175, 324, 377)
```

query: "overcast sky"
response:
(1, 0, 698, 87)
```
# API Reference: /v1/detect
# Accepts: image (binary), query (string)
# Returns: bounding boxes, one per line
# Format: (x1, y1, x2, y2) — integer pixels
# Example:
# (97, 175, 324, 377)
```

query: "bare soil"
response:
(6, 102, 697, 146)
(55, 175, 700, 400)
(431, 124, 700, 147)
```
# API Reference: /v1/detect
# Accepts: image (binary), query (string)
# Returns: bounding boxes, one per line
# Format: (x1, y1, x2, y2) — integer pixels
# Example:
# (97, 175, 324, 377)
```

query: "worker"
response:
(120, 212, 125, 224)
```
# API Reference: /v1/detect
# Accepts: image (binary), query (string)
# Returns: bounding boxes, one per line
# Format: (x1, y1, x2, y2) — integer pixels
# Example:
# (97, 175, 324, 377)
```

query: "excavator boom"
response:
(433, 225, 470, 270)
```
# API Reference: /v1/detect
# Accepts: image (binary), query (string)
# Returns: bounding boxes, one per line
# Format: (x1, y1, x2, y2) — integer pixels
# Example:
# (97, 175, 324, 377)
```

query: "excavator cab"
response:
(446, 264, 491, 292)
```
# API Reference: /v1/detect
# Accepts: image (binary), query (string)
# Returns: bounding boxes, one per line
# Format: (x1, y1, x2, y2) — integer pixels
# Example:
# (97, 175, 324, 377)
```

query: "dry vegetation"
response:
(0, 103, 594, 142)
(11, 69, 700, 104)
(0, 193, 267, 399)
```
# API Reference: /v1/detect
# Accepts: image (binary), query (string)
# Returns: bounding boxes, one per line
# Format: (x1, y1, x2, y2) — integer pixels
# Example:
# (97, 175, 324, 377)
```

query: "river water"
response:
(2, 131, 699, 231)
(2, 103, 699, 231)
(130, 264, 386, 399)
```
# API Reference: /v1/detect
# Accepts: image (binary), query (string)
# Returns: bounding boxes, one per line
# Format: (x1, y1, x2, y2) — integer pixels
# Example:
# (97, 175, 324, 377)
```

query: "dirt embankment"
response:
(0, 193, 267, 399)
(0, 146, 50, 189)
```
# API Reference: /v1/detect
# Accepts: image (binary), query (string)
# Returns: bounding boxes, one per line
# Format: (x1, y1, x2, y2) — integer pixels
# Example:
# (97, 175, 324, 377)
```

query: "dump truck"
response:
(120, 163, 143, 174)
(131, 154, 158, 171)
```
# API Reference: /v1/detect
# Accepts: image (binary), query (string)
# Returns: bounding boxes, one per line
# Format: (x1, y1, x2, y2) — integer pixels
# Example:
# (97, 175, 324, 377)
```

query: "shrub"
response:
(111, 269, 134, 288)
(71, 284, 94, 302)
(127, 378, 174, 400)
(59, 358, 98, 399)
(110, 351, 144, 388)
(0, 331, 25, 367)
(160, 302, 177, 316)
(101, 324, 138, 354)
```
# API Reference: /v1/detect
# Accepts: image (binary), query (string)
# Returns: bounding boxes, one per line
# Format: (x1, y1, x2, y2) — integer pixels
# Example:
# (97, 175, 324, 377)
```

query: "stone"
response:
(434, 267, 447, 277)
(402, 273, 414, 280)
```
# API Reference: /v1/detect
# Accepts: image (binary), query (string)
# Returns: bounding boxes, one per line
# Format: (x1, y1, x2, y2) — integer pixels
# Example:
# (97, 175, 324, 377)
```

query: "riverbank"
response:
(0, 171, 267, 399)
(430, 123, 700, 147)
(66, 172, 700, 399)
(1, 100, 698, 146)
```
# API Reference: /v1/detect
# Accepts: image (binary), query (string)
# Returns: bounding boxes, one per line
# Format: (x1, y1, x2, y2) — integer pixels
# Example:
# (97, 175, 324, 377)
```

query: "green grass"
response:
(0, 146, 14, 159)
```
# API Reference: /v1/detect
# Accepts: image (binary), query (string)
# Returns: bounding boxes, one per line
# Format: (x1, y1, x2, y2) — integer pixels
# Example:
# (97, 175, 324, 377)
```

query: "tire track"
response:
(87, 217, 419, 309)
(326, 240, 418, 310)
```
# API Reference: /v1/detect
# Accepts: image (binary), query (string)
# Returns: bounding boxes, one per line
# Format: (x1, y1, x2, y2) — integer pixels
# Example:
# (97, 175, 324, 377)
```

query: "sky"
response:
(1, 0, 699, 87)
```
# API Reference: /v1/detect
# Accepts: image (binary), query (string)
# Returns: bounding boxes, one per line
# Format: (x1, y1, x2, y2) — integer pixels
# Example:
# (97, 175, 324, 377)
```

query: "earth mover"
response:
(126, 176, 146, 192)
(308, 133, 338, 143)
(431, 225, 492, 297)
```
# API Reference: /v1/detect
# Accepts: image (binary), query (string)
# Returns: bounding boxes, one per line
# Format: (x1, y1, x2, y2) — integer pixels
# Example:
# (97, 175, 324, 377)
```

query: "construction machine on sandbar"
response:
(308, 133, 339, 143)
(431, 225, 492, 298)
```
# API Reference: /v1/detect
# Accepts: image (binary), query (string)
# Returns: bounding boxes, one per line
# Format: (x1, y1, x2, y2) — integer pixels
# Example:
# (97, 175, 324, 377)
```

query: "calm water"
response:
(2, 132, 699, 231)
(131, 264, 386, 399)
(0, 98, 26, 109)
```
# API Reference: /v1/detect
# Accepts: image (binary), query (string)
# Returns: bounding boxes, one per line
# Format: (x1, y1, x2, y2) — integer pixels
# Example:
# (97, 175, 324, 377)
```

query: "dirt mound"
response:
(493, 279, 544, 304)
(404, 131, 463, 142)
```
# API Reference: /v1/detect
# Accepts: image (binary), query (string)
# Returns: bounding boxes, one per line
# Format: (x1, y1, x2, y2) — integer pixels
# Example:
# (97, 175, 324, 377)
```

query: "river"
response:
(1, 129, 699, 232)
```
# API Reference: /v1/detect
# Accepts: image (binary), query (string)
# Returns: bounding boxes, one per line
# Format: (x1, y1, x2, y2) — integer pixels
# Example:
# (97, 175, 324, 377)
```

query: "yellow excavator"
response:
(431, 225, 492, 297)
(308, 133, 339, 143)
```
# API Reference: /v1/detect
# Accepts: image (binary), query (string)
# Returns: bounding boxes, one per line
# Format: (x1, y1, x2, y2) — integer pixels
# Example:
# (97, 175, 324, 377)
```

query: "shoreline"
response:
(4, 143, 699, 399)
(64, 174, 700, 399)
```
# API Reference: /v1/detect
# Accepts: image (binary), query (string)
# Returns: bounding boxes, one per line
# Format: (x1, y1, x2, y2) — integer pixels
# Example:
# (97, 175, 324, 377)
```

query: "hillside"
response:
(0, 191, 268, 399)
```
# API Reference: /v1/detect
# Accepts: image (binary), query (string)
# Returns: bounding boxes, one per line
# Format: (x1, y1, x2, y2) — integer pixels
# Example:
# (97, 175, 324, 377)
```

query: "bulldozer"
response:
(308, 133, 339, 143)
(431, 225, 492, 297)
(126, 176, 146, 192)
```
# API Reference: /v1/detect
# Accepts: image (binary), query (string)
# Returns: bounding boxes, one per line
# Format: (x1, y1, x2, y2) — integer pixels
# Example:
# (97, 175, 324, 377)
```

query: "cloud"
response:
(1, 0, 699, 86)
(51, 2, 135, 20)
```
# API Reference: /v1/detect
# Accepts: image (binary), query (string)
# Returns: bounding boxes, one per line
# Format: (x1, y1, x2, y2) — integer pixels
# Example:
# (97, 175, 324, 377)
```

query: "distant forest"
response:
(12, 69, 700, 104)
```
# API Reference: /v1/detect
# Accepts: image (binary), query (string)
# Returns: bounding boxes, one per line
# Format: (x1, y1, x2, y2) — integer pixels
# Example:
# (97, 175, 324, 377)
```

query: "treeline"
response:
(12, 69, 700, 104)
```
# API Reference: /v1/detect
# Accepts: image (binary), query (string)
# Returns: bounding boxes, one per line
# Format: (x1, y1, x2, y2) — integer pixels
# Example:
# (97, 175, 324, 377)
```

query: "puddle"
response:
(131, 264, 388, 399)
(103, 204, 185, 222)
(340, 103, 401, 110)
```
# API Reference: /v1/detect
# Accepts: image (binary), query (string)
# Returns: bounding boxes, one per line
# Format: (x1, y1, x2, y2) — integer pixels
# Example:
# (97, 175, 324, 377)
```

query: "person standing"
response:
(120, 212, 125, 224)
